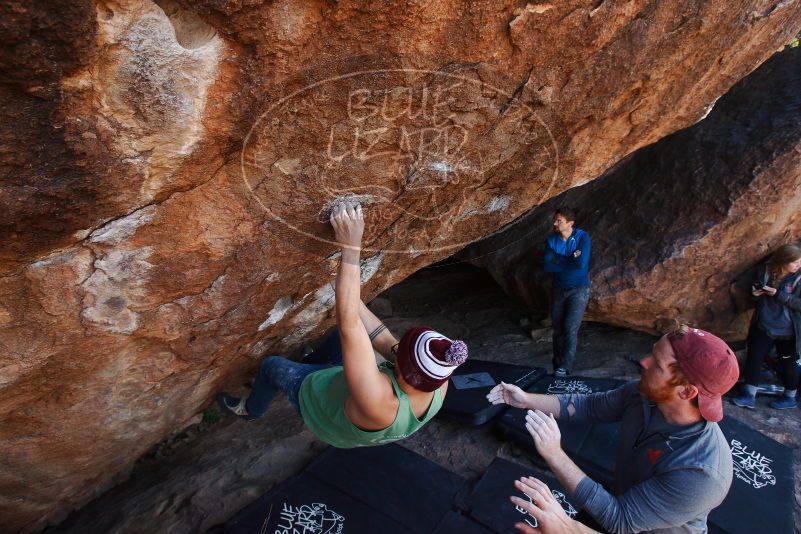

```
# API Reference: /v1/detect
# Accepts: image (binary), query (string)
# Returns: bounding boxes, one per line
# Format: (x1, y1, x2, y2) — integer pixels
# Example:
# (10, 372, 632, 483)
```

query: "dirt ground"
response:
(48, 263, 801, 533)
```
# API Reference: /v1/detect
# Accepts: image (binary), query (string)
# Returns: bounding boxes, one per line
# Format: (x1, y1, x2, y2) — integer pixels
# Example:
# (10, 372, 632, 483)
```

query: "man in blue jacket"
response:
(544, 208, 591, 377)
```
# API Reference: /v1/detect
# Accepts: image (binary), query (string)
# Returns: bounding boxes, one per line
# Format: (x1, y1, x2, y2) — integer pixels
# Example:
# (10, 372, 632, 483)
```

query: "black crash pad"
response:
(223, 473, 408, 534)
(305, 444, 467, 533)
(708, 416, 795, 534)
(496, 376, 625, 481)
(431, 512, 494, 534)
(456, 457, 602, 534)
(441, 360, 546, 425)
(528, 376, 628, 396)
(223, 444, 467, 534)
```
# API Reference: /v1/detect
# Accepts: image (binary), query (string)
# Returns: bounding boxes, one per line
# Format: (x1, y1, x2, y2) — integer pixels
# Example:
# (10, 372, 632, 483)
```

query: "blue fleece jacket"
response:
(544, 228, 591, 289)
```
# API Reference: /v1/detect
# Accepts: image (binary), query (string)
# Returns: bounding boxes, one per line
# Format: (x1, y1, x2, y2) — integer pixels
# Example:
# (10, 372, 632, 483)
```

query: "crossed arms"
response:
(543, 232, 591, 273)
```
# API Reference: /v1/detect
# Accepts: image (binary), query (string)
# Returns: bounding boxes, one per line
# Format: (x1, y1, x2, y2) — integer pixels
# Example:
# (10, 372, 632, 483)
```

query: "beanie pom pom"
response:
(445, 340, 468, 366)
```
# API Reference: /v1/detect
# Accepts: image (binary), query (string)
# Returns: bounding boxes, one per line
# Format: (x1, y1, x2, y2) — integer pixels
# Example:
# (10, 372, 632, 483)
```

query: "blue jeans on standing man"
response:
(551, 285, 590, 374)
(245, 330, 343, 416)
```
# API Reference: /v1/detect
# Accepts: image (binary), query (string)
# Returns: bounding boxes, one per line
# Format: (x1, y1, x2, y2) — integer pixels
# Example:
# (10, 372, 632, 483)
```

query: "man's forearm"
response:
(573, 521, 602, 534)
(335, 249, 362, 328)
(544, 448, 589, 497)
(358, 301, 398, 361)
(524, 392, 561, 416)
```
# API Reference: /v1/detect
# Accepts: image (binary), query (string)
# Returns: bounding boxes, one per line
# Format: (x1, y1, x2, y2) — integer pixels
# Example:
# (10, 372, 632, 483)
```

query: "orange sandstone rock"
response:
(465, 47, 801, 339)
(1, 0, 799, 530)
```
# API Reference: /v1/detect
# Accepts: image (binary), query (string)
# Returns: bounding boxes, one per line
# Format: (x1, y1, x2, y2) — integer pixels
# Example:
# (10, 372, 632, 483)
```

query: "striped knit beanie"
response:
(395, 326, 469, 392)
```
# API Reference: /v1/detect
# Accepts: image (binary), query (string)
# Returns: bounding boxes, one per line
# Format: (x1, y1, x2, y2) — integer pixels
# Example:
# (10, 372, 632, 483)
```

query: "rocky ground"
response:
(48, 263, 801, 533)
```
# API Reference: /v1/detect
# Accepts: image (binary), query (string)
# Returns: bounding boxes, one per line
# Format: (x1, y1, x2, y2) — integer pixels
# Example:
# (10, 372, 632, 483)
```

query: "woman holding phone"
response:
(731, 244, 801, 410)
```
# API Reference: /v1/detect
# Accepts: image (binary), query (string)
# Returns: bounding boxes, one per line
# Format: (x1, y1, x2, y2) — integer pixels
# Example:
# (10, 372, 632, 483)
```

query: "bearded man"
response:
(488, 326, 739, 534)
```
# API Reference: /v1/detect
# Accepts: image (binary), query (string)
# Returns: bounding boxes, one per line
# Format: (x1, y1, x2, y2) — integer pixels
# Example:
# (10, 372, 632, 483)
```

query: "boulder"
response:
(464, 46, 801, 339)
(2, 0, 800, 530)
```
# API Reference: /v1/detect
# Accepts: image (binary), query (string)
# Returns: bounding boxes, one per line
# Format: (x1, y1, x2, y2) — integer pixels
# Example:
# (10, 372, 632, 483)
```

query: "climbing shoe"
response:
(216, 393, 257, 420)
(769, 396, 797, 410)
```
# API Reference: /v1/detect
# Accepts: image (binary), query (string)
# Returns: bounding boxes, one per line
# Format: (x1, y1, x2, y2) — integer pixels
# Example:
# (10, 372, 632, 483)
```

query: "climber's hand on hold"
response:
(330, 202, 364, 261)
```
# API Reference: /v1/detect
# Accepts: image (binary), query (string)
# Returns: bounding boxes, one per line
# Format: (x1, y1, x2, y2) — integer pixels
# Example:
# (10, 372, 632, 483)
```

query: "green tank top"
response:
(298, 361, 443, 448)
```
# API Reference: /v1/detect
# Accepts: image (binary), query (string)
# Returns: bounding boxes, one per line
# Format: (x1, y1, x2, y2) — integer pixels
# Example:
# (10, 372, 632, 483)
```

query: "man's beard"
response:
(638, 379, 675, 403)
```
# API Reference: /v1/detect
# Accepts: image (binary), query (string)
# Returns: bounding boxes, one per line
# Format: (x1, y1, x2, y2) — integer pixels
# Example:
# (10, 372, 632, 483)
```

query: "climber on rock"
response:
(217, 201, 468, 447)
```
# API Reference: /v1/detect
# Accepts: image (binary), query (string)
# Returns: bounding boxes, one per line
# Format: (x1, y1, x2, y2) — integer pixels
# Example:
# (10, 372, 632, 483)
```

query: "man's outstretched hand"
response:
(487, 382, 530, 409)
(330, 202, 364, 255)
(510, 477, 592, 534)
(525, 409, 563, 461)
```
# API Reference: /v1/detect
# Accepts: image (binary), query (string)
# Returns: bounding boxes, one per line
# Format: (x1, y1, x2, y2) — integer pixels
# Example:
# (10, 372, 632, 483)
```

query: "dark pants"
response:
(742, 324, 799, 391)
(245, 330, 343, 416)
(551, 285, 590, 373)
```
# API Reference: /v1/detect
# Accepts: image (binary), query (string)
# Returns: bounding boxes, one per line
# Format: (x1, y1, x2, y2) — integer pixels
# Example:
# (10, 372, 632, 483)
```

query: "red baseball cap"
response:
(667, 327, 739, 422)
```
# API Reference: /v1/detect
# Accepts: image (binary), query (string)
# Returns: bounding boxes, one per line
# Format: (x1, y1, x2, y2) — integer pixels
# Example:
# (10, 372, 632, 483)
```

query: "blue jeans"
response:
(245, 330, 343, 416)
(551, 285, 590, 373)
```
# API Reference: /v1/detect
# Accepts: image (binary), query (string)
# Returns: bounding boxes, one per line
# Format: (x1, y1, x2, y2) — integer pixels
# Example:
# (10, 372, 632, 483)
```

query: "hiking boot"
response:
(216, 393, 257, 420)
(730, 393, 756, 410)
(554, 368, 568, 378)
(769, 396, 797, 410)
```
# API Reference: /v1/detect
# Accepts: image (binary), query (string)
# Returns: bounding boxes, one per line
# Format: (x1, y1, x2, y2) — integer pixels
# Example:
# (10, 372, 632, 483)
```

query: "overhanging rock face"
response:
(1, 1, 800, 530)
(464, 46, 801, 339)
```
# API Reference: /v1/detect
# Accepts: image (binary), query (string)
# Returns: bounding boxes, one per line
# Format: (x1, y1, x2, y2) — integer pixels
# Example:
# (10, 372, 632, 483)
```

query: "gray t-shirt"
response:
(557, 382, 733, 534)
